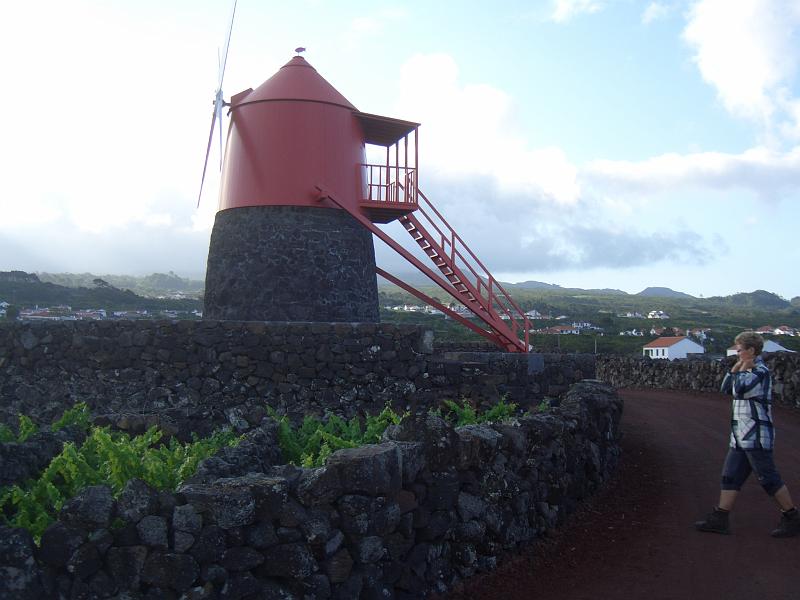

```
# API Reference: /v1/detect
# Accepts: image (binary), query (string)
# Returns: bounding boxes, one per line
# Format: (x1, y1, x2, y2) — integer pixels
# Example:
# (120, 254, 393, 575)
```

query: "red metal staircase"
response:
(316, 184, 529, 352)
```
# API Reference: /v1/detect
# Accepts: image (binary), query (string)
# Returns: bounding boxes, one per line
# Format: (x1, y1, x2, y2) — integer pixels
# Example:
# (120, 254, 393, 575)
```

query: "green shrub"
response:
(51, 402, 91, 432)
(441, 396, 518, 426)
(0, 402, 92, 444)
(269, 404, 406, 468)
(0, 424, 241, 542)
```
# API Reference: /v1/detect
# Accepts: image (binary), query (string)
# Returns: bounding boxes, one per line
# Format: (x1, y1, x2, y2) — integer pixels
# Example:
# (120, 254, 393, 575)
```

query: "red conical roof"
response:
(232, 56, 356, 109)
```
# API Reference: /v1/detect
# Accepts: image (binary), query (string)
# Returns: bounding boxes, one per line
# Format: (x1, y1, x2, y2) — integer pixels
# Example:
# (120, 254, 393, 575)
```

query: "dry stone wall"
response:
(0, 321, 594, 437)
(1, 380, 622, 600)
(597, 353, 800, 408)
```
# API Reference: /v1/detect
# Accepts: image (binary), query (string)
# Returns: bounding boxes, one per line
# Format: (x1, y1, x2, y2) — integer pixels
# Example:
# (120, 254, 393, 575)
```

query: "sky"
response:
(1, 0, 799, 299)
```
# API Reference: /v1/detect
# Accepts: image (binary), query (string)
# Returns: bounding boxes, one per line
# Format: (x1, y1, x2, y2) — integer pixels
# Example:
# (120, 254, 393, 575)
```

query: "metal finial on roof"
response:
(295, 47, 306, 55)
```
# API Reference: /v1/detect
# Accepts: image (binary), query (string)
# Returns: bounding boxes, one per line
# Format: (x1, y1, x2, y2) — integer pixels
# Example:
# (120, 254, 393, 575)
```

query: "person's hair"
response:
(735, 331, 764, 356)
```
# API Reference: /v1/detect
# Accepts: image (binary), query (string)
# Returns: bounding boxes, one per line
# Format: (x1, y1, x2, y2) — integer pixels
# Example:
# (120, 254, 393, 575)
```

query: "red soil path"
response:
(444, 389, 800, 600)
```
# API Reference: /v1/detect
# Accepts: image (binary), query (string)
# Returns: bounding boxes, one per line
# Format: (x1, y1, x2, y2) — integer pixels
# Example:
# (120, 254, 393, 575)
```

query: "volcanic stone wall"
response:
(1, 380, 621, 600)
(204, 206, 380, 322)
(0, 321, 594, 437)
(596, 353, 800, 408)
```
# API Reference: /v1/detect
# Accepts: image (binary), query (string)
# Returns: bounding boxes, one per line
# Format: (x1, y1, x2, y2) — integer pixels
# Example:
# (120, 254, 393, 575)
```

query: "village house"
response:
(617, 311, 643, 318)
(75, 309, 107, 320)
(755, 325, 797, 337)
(647, 310, 670, 319)
(726, 340, 795, 356)
(643, 336, 705, 360)
(571, 321, 601, 331)
(619, 329, 644, 337)
(538, 325, 580, 335)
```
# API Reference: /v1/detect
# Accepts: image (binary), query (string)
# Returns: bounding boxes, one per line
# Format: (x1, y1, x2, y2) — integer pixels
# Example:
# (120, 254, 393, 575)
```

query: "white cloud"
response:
(642, 2, 672, 25)
(393, 54, 580, 205)
(0, 2, 216, 236)
(586, 145, 800, 196)
(683, 0, 800, 138)
(551, 0, 606, 23)
(341, 7, 408, 48)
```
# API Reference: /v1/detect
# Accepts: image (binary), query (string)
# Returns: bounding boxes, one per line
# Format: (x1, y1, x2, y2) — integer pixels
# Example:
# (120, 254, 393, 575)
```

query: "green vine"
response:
(268, 404, 406, 468)
(0, 421, 241, 542)
(440, 396, 518, 426)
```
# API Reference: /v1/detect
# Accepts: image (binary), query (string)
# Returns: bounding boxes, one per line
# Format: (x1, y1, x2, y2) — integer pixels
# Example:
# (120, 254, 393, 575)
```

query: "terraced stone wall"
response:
(1, 380, 622, 599)
(597, 352, 800, 408)
(0, 321, 595, 435)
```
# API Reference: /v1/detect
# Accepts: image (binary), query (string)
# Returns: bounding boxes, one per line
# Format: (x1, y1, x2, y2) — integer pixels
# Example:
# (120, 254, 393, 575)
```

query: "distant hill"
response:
(636, 287, 695, 299)
(38, 272, 204, 299)
(707, 290, 790, 310)
(0, 271, 201, 311)
(503, 280, 563, 290)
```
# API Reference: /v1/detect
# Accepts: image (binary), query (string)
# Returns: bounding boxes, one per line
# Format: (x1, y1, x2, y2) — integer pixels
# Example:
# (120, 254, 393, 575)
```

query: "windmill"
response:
(197, 0, 238, 207)
(198, 15, 530, 351)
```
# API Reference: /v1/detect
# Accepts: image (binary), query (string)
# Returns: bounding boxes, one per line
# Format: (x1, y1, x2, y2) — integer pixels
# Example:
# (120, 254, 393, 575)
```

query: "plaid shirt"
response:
(720, 356, 774, 450)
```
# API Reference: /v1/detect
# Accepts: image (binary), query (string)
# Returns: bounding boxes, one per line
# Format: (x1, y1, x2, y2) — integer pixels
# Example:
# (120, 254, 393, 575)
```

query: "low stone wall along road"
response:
(446, 389, 800, 600)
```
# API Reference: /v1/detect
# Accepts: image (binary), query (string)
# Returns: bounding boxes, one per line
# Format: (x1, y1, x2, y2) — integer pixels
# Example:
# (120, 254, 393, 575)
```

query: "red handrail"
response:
(406, 186, 529, 348)
(362, 164, 417, 205)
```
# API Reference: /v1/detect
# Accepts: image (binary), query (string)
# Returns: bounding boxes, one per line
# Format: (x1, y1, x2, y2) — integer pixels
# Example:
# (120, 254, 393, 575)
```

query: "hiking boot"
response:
(771, 509, 800, 538)
(694, 508, 730, 534)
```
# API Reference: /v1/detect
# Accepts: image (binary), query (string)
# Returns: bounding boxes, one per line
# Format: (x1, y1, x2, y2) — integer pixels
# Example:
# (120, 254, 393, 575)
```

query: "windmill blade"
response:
(196, 0, 238, 207)
(218, 0, 237, 90)
(217, 90, 224, 171)
(197, 106, 218, 207)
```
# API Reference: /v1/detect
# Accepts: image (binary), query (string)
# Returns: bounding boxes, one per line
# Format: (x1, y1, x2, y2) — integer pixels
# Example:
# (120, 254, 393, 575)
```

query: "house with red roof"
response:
(643, 336, 705, 360)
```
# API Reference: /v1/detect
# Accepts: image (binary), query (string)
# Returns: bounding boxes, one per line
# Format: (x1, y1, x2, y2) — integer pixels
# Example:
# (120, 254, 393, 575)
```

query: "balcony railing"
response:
(362, 164, 418, 206)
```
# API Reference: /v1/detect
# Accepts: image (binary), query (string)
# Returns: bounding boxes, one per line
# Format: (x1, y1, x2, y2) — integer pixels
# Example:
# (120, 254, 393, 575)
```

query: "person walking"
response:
(695, 331, 800, 537)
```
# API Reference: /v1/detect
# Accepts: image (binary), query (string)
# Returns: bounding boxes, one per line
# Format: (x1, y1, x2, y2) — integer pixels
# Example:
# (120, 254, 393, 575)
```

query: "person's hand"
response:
(731, 359, 744, 373)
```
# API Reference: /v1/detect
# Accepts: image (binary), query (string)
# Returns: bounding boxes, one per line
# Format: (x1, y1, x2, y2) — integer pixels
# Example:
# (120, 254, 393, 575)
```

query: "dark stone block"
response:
(245, 521, 279, 549)
(189, 525, 227, 564)
(326, 443, 402, 497)
(106, 545, 148, 589)
(38, 522, 87, 568)
(258, 543, 317, 579)
(115, 478, 159, 523)
(0, 526, 43, 600)
(60, 485, 114, 530)
(204, 206, 379, 322)
(66, 542, 102, 581)
(221, 546, 264, 571)
(141, 551, 200, 592)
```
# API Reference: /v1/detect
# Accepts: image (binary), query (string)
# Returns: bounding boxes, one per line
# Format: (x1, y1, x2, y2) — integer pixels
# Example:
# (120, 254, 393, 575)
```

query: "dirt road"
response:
(445, 389, 800, 600)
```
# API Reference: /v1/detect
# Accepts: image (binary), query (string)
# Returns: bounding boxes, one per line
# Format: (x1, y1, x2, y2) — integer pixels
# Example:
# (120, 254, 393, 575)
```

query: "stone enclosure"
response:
(597, 352, 800, 408)
(0, 321, 615, 599)
(2, 381, 621, 600)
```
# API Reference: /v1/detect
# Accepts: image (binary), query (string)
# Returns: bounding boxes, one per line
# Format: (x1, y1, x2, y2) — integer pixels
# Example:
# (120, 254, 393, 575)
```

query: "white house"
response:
(618, 311, 644, 318)
(726, 340, 795, 356)
(643, 336, 705, 360)
(647, 310, 670, 319)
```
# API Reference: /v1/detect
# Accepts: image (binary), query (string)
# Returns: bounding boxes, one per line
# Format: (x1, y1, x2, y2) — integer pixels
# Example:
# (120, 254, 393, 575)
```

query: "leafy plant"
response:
(0, 415, 40, 444)
(440, 396, 518, 426)
(0, 402, 91, 445)
(268, 404, 406, 468)
(0, 424, 241, 542)
(0, 423, 14, 443)
(51, 402, 91, 432)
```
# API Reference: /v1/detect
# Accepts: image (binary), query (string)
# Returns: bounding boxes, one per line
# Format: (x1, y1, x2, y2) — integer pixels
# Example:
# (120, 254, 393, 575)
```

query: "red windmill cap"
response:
(231, 56, 356, 110)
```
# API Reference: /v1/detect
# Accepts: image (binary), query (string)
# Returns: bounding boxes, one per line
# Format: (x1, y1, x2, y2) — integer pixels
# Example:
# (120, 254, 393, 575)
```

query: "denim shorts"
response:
(721, 447, 784, 496)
